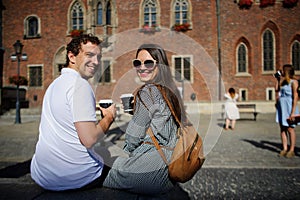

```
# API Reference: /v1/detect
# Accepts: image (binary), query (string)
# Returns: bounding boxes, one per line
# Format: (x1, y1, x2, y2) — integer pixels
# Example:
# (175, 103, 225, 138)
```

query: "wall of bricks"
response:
(2, 0, 300, 109)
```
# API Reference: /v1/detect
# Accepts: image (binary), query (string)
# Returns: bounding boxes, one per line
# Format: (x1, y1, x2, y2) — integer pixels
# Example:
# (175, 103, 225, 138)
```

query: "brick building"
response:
(1, 0, 300, 111)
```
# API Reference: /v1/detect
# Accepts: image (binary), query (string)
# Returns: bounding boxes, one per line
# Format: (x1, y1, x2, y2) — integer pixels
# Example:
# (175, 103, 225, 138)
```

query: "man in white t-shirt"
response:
(30, 34, 116, 191)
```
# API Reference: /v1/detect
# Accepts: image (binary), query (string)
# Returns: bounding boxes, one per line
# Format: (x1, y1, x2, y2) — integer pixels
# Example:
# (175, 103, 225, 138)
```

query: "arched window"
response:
(174, 0, 189, 24)
(24, 15, 40, 38)
(292, 40, 300, 71)
(28, 17, 38, 36)
(106, 1, 111, 25)
(262, 29, 275, 71)
(143, 0, 157, 26)
(97, 2, 103, 25)
(71, 2, 84, 30)
(237, 43, 248, 73)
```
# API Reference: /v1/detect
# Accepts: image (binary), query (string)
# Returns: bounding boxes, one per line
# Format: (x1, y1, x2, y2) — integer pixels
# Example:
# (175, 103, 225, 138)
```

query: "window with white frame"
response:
(142, 0, 157, 27)
(98, 59, 112, 83)
(28, 65, 43, 87)
(262, 29, 275, 72)
(237, 43, 248, 73)
(24, 15, 40, 38)
(266, 87, 275, 101)
(239, 88, 247, 101)
(292, 40, 300, 71)
(173, 0, 189, 24)
(71, 1, 84, 30)
(173, 55, 193, 82)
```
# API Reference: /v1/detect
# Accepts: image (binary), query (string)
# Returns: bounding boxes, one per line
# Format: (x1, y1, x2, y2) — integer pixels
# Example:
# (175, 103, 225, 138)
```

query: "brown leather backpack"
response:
(147, 92, 205, 183)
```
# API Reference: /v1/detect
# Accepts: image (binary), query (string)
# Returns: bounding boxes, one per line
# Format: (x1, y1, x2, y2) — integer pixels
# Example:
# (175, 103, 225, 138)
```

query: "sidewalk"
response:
(0, 111, 299, 199)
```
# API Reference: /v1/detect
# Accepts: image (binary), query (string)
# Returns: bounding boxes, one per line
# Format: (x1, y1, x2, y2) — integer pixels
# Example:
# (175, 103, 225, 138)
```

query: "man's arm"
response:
(75, 105, 116, 148)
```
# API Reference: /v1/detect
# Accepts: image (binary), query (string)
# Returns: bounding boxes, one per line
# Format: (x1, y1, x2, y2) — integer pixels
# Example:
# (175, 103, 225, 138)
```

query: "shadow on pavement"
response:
(242, 139, 300, 157)
(105, 122, 128, 144)
(0, 159, 31, 178)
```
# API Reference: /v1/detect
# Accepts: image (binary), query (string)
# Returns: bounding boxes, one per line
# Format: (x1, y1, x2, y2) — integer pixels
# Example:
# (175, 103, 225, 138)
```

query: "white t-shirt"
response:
(31, 68, 103, 191)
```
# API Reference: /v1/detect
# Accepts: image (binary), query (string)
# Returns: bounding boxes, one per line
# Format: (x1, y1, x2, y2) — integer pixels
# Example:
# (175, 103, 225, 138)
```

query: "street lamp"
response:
(10, 40, 27, 124)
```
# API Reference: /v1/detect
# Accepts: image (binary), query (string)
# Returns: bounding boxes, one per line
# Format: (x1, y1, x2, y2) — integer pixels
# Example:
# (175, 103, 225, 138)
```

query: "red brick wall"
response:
(219, 1, 300, 100)
(2, 0, 300, 109)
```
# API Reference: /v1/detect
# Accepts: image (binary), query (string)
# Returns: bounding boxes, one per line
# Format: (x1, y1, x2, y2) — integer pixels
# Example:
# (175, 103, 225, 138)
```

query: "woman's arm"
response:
(291, 80, 299, 116)
(234, 93, 239, 101)
(275, 79, 281, 103)
(224, 93, 230, 99)
(124, 88, 153, 152)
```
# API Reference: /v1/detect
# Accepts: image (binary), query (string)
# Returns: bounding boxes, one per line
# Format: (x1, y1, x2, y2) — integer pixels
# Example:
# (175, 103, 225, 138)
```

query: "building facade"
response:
(1, 0, 300, 110)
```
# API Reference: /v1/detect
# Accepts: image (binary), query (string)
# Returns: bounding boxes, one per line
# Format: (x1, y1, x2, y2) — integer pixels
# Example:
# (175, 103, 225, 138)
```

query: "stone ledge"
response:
(0, 174, 190, 200)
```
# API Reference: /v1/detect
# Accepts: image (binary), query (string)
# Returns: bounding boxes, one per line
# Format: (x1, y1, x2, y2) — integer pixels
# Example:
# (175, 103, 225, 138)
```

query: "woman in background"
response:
(276, 64, 298, 158)
(224, 87, 240, 130)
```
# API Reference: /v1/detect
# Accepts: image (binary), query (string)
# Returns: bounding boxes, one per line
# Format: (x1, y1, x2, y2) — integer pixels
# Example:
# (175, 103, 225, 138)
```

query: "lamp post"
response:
(10, 40, 27, 124)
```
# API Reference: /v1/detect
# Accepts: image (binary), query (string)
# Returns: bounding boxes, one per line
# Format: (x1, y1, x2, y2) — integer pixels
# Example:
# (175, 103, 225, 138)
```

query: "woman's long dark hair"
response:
(135, 43, 187, 125)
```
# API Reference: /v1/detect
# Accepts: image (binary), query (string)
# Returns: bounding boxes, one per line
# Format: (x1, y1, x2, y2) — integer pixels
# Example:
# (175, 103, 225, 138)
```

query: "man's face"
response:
(74, 42, 101, 80)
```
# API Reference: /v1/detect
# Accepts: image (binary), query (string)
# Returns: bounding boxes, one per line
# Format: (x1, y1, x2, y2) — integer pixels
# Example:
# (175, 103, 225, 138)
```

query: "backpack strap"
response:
(145, 84, 184, 165)
(147, 127, 169, 165)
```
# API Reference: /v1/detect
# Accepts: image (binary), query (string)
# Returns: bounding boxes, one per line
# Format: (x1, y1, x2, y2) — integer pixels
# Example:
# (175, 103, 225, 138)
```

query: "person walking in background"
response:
(103, 44, 187, 195)
(30, 34, 116, 191)
(224, 88, 240, 130)
(275, 64, 298, 158)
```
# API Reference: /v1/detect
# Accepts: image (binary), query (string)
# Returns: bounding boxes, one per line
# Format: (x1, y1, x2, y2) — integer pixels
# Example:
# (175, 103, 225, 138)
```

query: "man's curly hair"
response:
(64, 34, 102, 67)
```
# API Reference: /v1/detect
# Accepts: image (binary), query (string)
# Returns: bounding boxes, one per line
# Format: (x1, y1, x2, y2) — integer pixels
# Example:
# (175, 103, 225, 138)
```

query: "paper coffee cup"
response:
(99, 99, 113, 108)
(120, 94, 134, 113)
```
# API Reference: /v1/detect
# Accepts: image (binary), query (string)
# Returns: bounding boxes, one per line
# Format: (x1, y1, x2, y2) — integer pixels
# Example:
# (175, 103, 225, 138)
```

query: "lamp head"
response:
(13, 40, 23, 55)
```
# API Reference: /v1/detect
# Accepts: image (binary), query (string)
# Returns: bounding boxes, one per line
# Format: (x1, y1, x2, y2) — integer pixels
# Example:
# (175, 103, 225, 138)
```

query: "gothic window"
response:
(106, 1, 111, 25)
(97, 2, 103, 25)
(292, 40, 300, 70)
(237, 43, 248, 73)
(96, 1, 112, 26)
(24, 16, 40, 38)
(143, 0, 157, 26)
(71, 2, 84, 30)
(262, 29, 275, 71)
(174, 0, 189, 24)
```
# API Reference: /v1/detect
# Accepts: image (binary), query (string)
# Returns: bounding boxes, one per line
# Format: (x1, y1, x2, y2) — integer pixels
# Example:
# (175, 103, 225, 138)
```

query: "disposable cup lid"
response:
(120, 93, 133, 98)
(99, 99, 113, 103)
(124, 109, 133, 111)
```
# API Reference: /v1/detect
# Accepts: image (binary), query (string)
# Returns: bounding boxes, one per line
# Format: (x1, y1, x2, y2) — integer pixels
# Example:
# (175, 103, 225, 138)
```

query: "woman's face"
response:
(135, 50, 159, 83)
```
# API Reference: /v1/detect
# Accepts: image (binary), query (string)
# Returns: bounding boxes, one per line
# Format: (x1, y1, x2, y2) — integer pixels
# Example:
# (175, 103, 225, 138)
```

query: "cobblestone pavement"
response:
(0, 112, 299, 199)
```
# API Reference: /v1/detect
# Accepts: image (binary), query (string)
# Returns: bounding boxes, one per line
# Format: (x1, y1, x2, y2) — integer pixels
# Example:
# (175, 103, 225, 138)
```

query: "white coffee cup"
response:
(99, 99, 113, 108)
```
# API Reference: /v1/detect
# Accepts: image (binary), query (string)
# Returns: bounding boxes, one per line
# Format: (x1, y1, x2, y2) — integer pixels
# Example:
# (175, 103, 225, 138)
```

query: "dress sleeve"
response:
(123, 85, 160, 153)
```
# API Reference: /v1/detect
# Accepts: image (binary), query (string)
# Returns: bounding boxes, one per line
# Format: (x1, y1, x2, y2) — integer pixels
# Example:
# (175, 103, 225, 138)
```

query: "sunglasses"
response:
(132, 59, 157, 69)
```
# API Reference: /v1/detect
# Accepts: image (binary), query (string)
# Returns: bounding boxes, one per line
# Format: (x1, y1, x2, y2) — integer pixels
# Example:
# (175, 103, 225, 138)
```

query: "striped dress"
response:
(103, 84, 178, 194)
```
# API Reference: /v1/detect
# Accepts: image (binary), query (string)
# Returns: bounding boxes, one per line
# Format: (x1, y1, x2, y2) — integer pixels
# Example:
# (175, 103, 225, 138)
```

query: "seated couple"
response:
(31, 35, 191, 195)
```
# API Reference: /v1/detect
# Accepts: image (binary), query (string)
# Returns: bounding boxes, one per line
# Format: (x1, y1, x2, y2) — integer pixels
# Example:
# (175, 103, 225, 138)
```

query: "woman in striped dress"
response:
(103, 44, 186, 195)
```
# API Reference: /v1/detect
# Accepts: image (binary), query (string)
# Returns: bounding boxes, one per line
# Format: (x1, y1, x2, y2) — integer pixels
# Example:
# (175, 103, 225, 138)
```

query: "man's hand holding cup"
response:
(99, 99, 116, 119)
